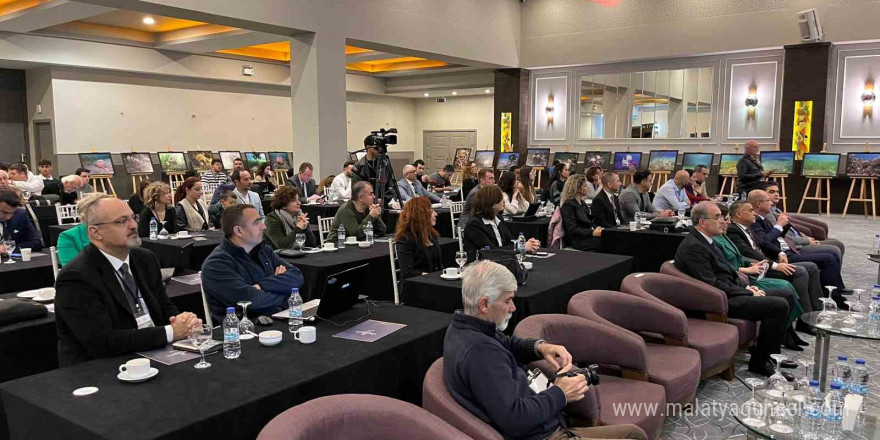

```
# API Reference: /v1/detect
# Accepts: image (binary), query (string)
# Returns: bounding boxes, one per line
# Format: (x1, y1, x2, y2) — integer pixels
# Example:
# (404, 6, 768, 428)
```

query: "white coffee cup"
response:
(629, 221, 638, 231)
(177, 231, 190, 238)
(443, 267, 459, 277)
(118, 358, 150, 378)
(322, 242, 336, 250)
(293, 326, 317, 344)
(345, 237, 358, 244)
(20, 248, 31, 262)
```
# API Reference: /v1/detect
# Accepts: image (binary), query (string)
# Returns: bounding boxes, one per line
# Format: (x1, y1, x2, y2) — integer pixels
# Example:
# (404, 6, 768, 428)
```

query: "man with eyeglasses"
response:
(0, 189, 43, 254)
(55, 195, 202, 366)
(674, 201, 792, 376)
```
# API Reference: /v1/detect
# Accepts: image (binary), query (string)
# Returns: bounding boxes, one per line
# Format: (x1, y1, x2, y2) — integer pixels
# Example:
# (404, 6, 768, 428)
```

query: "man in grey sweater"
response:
(326, 181, 386, 243)
(619, 170, 673, 223)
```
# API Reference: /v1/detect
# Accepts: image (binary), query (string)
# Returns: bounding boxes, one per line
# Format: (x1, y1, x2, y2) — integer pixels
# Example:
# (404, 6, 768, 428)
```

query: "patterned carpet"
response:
(658, 214, 880, 439)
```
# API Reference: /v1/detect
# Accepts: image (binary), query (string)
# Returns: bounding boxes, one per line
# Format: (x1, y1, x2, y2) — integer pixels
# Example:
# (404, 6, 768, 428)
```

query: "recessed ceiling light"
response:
(484, 89, 491, 94)
(142, 16, 156, 25)
(452, 91, 458, 96)
(423, 92, 429, 97)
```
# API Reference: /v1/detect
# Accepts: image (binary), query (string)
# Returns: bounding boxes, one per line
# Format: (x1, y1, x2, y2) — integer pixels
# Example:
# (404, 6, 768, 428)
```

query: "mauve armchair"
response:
(514, 314, 666, 440)
(257, 394, 471, 440)
(660, 260, 758, 350)
(422, 359, 505, 440)
(568, 290, 701, 406)
(620, 272, 738, 381)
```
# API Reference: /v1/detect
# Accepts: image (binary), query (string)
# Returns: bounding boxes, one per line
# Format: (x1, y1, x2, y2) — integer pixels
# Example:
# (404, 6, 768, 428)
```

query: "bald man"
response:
(397, 164, 440, 203)
(737, 140, 774, 197)
(653, 170, 691, 212)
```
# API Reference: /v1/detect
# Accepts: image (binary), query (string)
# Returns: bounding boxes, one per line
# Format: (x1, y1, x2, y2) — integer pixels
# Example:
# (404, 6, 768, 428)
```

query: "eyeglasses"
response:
(92, 214, 139, 227)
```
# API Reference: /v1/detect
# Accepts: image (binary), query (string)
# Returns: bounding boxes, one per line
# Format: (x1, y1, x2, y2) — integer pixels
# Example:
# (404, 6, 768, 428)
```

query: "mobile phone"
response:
(536, 251, 549, 256)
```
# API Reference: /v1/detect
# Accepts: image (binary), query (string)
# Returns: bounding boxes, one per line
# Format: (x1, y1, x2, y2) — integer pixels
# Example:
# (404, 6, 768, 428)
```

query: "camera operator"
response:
(443, 260, 646, 440)
(352, 132, 400, 208)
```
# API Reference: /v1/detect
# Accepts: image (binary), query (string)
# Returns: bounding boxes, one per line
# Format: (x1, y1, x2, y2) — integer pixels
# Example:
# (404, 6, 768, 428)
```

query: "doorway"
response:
(34, 121, 55, 171)
(422, 130, 477, 173)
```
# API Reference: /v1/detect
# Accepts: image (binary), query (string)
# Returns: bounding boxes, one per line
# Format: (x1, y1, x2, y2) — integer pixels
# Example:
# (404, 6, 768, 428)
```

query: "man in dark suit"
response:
(54, 195, 202, 366)
(747, 190, 847, 300)
(674, 201, 792, 376)
(590, 172, 625, 228)
(291, 162, 320, 202)
(0, 189, 43, 252)
(736, 140, 772, 197)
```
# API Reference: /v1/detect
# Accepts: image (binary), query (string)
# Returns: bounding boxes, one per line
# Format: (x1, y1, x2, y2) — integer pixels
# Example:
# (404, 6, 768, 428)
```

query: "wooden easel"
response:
(797, 177, 831, 216)
(275, 170, 288, 185)
(652, 172, 669, 192)
(718, 176, 737, 198)
(167, 172, 186, 191)
(130, 174, 151, 194)
(620, 172, 633, 187)
(534, 167, 545, 187)
(769, 175, 789, 212)
(843, 177, 877, 220)
(91, 175, 116, 197)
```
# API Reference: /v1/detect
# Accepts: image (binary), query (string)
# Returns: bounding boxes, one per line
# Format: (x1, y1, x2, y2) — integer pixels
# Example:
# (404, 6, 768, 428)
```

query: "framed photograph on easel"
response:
(219, 151, 242, 170)
(474, 150, 495, 169)
(78, 153, 115, 175)
(525, 148, 551, 168)
(187, 151, 214, 172)
(121, 153, 154, 174)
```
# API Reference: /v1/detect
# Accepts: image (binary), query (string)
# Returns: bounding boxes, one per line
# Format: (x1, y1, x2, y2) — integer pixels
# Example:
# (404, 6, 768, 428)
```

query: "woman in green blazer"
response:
(57, 223, 90, 266)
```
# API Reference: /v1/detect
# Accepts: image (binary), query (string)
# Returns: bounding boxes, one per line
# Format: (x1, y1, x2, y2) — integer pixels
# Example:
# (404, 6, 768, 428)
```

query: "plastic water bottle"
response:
(517, 232, 526, 257)
(288, 288, 303, 333)
(869, 295, 880, 336)
(823, 383, 844, 439)
(149, 218, 158, 240)
(441, 194, 449, 207)
(222, 307, 241, 359)
(365, 222, 374, 244)
(831, 356, 852, 392)
(852, 359, 869, 396)
(337, 224, 346, 249)
(801, 380, 824, 440)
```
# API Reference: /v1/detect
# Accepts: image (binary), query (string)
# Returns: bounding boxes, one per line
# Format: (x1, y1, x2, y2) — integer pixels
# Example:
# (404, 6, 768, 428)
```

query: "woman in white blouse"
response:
(498, 171, 529, 215)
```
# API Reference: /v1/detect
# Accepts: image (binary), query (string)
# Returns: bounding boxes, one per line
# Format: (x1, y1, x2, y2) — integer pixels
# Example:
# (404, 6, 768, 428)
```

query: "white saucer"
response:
(117, 368, 158, 383)
(16, 289, 41, 298)
(73, 386, 99, 396)
(440, 273, 462, 280)
(300, 248, 323, 254)
(32, 292, 55, 303)
(239, 333, 256, 340)
(322, 248, 338, 252)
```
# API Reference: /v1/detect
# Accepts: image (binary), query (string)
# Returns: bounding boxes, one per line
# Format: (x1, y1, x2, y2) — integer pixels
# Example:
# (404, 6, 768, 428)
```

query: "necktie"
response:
(118, 263, 141, 314)
(301, 181, 308, 197)
(745, 227, 759, 250)
(612, 195, 621, 225)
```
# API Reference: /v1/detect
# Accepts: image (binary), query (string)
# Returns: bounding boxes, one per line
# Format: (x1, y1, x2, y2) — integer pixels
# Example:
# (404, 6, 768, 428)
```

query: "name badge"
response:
(135, 310, 155, 329)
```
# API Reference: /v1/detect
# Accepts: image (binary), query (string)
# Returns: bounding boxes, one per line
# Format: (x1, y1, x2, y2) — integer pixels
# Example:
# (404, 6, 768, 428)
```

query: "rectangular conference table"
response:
(506, 216, 551, 246)
(0, 252, 55, 294)
(598, 226, 689, 272)
(0, 304, 451, 440)
(401, 250, 634, 332)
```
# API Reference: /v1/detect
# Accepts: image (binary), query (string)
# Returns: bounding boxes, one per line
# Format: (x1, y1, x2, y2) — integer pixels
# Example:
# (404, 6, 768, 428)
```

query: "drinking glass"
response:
(677, 203, 687, 221)
(768, 392, 794, 434)
(741, 378, 767, 427)
(795, 358, 814, 393)
(295, 233, 306, 251)
(190, 324, 213, 369)
(851, 289, 868, 316)
(843, 301, 859, 327)
(3, 240, 16, 264)
(768, 354, 792, 395)
(238, 301, 255, 336)
(455, 251, 467, 274)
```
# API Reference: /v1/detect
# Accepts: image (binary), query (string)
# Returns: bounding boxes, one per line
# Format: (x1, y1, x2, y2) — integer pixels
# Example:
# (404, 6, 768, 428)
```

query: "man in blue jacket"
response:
(201, 204, 303, 320)
(443, 260, 646, 440)
(0, 189, 43, 253)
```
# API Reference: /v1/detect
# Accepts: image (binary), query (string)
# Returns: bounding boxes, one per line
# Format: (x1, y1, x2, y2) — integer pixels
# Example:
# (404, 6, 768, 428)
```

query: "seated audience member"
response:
(413, 159, 428, 184)
(458, 168, 495, 230)
(209, 190, 236, 229)
(201, 158, 228, 188)
(201, 204, 304, 320)
(329, 161, 355, 201)
(443, 260, 647, 440)
(726, 200, 823, 317)
(210, 182, 236, 204)
(128, 178, 151, 217)
(684, 169, 711, 205)
(173, 177, 210, 232)
(461, 161, 479, 198)
(653, 170, 691, 212)
(674, 202, 794, 376)
(264, 185, 316, 250)
(253, 162, 278, 193)
(8, 163, 44, 197)
(559, 174, 603, 251)
(463, 185, 539, 261)
(231, 170, 264, 218)
(509, 165, 521, 181)
(584, 165, 603, 199)
(76, 168, 94, 194)
(316, 174, 335, 197)
(547, 162, 570, 205)
(137, 182, 178, 237)
(0, 170, 8, 190)
(326, 181, 387, 243)
(748, 190, 847, 296)
(57, 194, 112, 266)
(427, 165, 455, 192)
(291, 162, 320, 202)
(394, 197, 443, 279)
(619, 170, 673, 223)
(0, 189, 43, 251)
(37, 159, 54, 180)
(59, 175, 84, 205)
(498, 171, 529, 215)
(54, 196, 202, 366)
(762, 181, 845, 260)
(518, 166, 538, 204)
(231, 157, 245, 174)
(693, 164, 711, 198)
(397, 164, 440, 203)
(590, 172, 625, 228)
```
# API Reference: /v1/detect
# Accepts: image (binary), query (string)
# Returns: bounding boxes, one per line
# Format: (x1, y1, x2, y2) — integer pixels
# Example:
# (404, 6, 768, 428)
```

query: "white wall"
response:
(345, 92, 415, 154)
(414, 94, 495, 156)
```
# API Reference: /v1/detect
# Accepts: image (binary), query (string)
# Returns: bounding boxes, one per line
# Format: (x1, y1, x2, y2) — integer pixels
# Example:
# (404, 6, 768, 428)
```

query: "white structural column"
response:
(289, 31, 347, 179)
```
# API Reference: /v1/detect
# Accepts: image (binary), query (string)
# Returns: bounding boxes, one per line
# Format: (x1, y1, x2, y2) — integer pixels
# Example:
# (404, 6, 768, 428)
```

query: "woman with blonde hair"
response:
(461, 161, 479, 197)
(559, 174, 602, 251)
(137, 181, 177, 236)
(173, 177, 210, 232)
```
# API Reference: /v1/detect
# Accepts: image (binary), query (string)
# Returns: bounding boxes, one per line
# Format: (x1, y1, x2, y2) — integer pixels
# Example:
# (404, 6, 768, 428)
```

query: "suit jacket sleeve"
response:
(726, 228, 767, 262)
(11, 211, 43, 251)
(561, 202, 595, 241)
(618, 190, 638, 223)
(591, 194, 615, 228)
(737, 157, 763, 187)
(675, 240, 751, 298)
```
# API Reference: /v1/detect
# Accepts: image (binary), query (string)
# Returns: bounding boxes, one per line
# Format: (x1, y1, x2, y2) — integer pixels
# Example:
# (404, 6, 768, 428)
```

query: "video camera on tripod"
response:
(364, 128, 398, 155)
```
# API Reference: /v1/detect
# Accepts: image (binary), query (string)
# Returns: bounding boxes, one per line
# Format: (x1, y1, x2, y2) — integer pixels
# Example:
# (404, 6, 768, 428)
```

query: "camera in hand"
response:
(364, 128, 398, 155)
(557, 364, 600, 386)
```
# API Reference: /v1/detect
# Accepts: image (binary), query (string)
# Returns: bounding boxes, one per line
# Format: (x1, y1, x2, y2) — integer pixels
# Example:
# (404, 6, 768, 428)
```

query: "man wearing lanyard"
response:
(231, 169, 264, 219)
(653, 170, 691, 212)
(54, 196, 202, 366)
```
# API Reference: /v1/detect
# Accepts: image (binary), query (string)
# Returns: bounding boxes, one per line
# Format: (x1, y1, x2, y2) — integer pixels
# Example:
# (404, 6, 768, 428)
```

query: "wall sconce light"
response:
(545, 94, 555, 125)
(745, 85, 758, 119)
(862, 80, 875, 117)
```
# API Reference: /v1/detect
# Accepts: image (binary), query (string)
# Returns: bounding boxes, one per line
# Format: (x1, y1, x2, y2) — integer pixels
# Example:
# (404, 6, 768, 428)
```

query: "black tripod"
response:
(373, 153, 403, 208)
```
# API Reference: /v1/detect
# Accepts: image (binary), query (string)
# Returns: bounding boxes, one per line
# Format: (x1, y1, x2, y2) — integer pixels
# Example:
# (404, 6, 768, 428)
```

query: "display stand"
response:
(797, 177, 831, 216)
(533, 167, 545, 188)
(274, 170, 288, 186)
(167, 172, 186, 191)
(843, 177, 877, 220)
(450, 171, 462, 186)
(652, 172, 669, 192)
(769, 174, 788, 212)
(130, 174, 151, 194)
(619, 172, 634, 187)
(91, 175, 116, 197)
(718, 176, 737, 198)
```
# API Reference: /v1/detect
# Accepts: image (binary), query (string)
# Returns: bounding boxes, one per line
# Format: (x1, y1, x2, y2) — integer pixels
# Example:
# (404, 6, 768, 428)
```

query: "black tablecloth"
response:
(0, 304, 451, 440)
(0, 253, 55, 294)
(384, 208, 453, 238)
(598, 227, 688, 272)
(49, 224, 76, 247)
(300, 203, 342, 225)
(402, 250, 633, 332)
(139, 231, 225, 270)
(287, 238, 457, 302)
(506, 217, 551, 246)
(31, 205, 58, 250)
